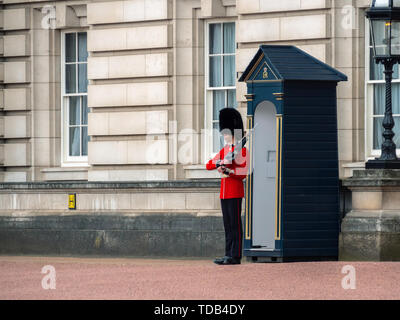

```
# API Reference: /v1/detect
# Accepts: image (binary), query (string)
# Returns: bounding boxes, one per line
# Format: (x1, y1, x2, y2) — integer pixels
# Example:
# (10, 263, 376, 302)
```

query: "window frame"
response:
(365, 18, 400, 159)
(60, 29, 90, 167)
(204, 20, 237, 161)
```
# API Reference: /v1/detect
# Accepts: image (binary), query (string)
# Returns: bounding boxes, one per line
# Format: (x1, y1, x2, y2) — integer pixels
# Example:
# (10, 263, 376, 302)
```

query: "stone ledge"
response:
(0, 179, 221, 190)
(41, 167, 89, 172)
(0, 213, 226, 231)
(341, 162, 365, 178)
(41, 167, 89, 182)
(342, 169, 400, 187)
(0, 209, 222, 217)
(184, 165, 220, 179)
(341, 210, 400, 233)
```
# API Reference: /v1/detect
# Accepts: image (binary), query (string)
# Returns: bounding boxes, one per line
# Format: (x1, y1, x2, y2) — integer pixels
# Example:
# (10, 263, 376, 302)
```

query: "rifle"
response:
(216, 124, 258, 177)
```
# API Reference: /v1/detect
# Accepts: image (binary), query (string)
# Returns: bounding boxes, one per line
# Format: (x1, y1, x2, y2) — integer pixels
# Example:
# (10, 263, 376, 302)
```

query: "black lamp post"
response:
(366, 0, 400, 169)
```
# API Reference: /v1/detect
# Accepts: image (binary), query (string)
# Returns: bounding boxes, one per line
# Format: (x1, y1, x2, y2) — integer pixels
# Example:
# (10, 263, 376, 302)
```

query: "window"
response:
(205, 22, 236, 155)
(366, 20, 400, 158)
(61, 31, 89, 165)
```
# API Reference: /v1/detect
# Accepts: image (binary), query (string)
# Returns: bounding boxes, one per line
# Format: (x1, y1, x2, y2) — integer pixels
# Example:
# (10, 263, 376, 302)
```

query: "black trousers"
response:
(220, 198, 243, 259)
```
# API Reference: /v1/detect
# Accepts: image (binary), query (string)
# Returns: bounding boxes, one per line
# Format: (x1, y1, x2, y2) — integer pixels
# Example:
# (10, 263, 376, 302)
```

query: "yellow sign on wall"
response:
(68, 193, 76, 210)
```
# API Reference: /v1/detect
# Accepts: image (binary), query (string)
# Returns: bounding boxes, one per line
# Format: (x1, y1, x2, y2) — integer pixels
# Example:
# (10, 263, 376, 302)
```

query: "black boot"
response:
(221, 257, 241, 265)
(213, 256, 230, 265)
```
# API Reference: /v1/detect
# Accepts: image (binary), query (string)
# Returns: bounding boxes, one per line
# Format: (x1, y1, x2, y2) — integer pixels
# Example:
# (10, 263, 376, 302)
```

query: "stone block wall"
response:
(86, 0, 174, 181)
(0, 0, 371, 182)
(0, 180, 246, 257)
(1, 5, 32, 182)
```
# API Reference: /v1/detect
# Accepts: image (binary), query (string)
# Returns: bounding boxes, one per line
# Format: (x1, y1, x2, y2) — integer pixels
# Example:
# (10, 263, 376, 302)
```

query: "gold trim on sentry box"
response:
(252, 61, 279, 81)
(275, 115, 283, 240)
(247, 80, 283, 84)
(243, 55, 264, 82)
(244, 94, 254, 102)
(245, 116, 253, 240)
(273, 93, 284, 101)
(279, 116, 282, 240)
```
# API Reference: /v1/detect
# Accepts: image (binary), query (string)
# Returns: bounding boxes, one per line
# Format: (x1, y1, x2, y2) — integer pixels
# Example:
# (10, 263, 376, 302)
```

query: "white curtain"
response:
(224, 56, 235, 87)
(374, 83, 400, 114)
(78, 32, 88, 62)
(223, 23, 235, 53)
(223, 23, 235, 87)
(227, 90, 237, 108)
(65, 33, 76, 62)
(373, 83, 400, 149)
(82, 126, 88, 156)
(69, 96, 81, 156)
(70, 127, 80, 156)
(213, 91, 225, 120)
(78, 64, 87, 93)
(370, 51, 400, 80)
(210, 24, 221, 54)
(210, 56, 221, 87)
(213, 91, 226, 152)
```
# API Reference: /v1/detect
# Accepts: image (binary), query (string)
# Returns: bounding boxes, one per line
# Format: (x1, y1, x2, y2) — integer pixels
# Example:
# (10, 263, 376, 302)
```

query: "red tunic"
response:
(206, 145, 248, 199)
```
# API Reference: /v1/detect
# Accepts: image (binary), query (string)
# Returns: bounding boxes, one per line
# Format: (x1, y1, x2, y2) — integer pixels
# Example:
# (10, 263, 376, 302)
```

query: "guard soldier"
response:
(206, 108, 248, 265)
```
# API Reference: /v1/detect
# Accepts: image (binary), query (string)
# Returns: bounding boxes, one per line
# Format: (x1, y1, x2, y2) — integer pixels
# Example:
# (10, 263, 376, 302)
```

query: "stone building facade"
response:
(0, 0, 396, 258)
(0, 0, 381, 183)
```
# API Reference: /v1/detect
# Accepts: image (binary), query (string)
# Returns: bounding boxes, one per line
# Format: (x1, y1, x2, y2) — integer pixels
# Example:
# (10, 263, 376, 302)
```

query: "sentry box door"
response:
(239, 45, 347, 262)
(252, 101, 277, 250)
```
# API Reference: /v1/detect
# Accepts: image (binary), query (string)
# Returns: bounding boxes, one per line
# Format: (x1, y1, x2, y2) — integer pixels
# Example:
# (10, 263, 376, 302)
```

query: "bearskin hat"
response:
(219, 107, 244, 140)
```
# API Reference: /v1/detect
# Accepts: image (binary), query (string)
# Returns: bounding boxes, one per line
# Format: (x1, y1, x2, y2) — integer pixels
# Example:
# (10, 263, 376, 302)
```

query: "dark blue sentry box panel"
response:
(238, 45, 348, 262)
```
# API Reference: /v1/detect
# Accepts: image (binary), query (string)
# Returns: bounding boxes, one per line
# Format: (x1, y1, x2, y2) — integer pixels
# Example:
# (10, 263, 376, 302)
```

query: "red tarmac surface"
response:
(0, 255, 399, 300)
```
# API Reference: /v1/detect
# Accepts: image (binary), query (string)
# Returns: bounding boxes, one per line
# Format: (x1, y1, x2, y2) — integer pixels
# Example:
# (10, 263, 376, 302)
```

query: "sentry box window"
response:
(68, 193, 76, 210)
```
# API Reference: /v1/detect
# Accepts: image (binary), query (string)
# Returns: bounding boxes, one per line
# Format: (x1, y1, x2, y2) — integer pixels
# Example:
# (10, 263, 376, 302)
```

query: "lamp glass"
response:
(392, 21, 400, 54)
(373, 0, 390, 7)
(371, 19, 392, 56)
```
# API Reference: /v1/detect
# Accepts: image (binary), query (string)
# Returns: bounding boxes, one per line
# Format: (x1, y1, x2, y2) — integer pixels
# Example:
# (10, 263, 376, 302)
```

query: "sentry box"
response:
(239, 45, 348, 262)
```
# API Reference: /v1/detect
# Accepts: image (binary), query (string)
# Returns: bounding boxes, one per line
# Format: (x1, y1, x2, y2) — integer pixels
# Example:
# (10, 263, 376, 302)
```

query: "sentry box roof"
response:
(239, 45, 348, 83)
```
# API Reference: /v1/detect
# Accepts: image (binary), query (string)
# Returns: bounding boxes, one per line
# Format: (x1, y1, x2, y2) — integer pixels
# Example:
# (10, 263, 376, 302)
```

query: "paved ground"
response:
(0, 255, 399, 300)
